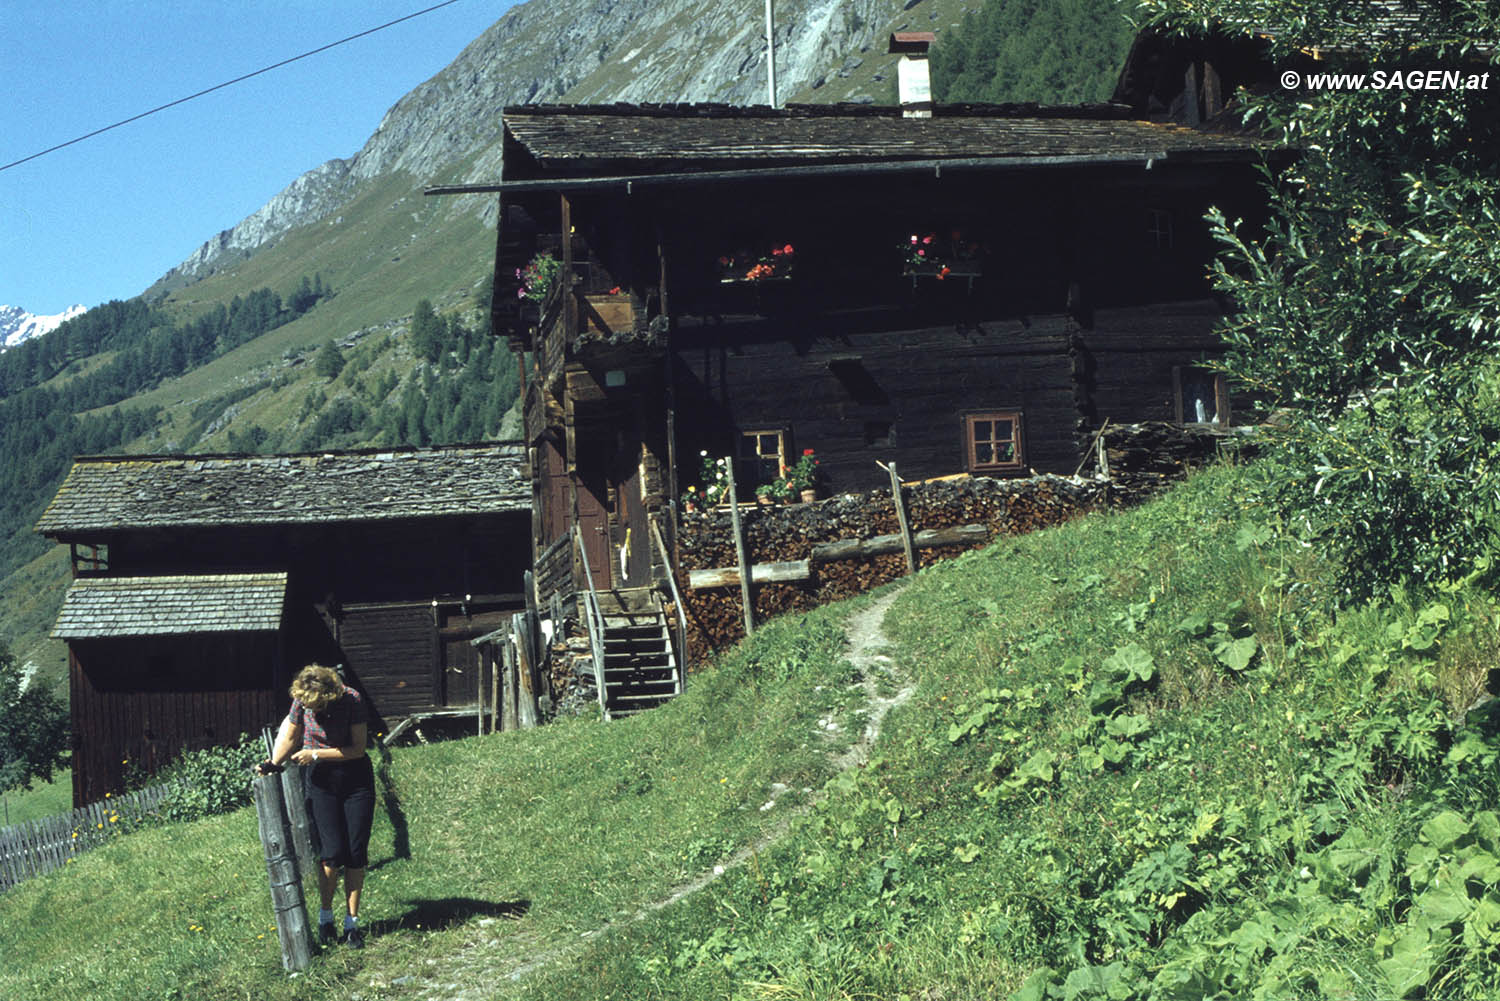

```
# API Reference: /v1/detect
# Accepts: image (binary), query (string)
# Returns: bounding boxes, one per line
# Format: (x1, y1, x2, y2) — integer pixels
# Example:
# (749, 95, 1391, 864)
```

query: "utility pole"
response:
(765, 0, 778, 108)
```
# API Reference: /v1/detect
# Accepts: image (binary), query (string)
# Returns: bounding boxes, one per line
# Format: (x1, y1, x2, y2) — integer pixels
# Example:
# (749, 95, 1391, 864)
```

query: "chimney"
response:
(889, 32, 935, 118)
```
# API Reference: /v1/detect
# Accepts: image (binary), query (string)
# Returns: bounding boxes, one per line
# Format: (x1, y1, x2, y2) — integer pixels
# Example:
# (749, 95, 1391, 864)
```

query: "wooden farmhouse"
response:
(35, 443, 530, 805)
(425, 35, 1281, 702)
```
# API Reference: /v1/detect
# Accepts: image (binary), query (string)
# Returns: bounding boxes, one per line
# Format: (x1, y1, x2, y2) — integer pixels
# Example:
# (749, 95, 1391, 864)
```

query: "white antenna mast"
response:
(765, 0, 778, 107)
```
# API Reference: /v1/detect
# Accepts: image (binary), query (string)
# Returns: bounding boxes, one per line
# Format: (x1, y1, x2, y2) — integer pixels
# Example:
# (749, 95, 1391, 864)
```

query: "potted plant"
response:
(698, 451, 731, 506)
(766, 477, 793, 504)
(900, 230, 983, 284)
(681, 486, 700, 514)
(517, 252, 563, 302)
(789, 448, 821, 502)
(718, 242, 797, 283)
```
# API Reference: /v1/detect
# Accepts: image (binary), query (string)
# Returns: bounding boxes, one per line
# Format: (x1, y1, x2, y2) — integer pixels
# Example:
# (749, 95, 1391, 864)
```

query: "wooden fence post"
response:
(502, 632, 520, 732)
(725, 458, 755, 636)
(883, 461, 917, 574)
(263, 725, 314, 874)
(252, 774, 314, 971)
(514, 612, 541, 728)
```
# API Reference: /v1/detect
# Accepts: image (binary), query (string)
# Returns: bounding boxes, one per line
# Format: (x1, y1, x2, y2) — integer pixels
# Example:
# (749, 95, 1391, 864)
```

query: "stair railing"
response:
(649, 514, 689, 693)
(572, 524, 610, 719)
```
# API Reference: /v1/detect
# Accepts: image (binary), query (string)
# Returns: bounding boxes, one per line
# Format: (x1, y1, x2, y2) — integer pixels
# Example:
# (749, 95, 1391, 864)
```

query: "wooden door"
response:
(575, 437, 613, 589)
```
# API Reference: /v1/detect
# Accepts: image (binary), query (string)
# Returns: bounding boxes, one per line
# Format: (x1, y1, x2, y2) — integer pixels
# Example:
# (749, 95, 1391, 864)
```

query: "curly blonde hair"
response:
(290, 664, 344, 711)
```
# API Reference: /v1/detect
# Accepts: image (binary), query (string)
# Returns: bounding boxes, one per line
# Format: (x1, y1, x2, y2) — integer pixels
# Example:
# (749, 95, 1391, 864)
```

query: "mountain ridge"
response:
(0, 304, 86, 352)
(147, 0, 980, 299)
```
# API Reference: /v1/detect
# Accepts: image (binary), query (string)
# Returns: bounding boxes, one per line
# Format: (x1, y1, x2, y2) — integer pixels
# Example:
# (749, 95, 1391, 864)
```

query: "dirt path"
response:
(371, 585, 914, 1001)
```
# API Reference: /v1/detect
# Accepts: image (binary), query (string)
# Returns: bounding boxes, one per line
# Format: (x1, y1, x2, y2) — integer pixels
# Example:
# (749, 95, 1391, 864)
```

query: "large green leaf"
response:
(1420, 811, 1472, 852)
(1103, 643, 1155, 683)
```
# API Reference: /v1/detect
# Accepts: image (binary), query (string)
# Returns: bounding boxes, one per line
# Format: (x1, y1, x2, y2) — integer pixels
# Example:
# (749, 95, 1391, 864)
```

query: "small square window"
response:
(965, 412, 1025, 473)
(738, 429, 787, 488)
(1174, 367, 1230, 425)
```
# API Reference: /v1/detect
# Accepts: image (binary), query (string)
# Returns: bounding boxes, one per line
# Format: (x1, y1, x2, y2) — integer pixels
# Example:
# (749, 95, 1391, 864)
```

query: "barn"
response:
(35, 442, 530, 805)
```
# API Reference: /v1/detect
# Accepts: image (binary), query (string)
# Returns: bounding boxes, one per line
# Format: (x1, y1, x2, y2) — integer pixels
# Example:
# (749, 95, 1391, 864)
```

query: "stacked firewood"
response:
(1089, 421, 1256, 492)
(676, 474, 1112, 658)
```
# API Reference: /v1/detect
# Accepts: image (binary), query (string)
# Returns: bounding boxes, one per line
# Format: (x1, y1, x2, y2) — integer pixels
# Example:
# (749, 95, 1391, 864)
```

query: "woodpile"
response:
(676, 473, 1110, 659)
(675, 425, 1254, 659)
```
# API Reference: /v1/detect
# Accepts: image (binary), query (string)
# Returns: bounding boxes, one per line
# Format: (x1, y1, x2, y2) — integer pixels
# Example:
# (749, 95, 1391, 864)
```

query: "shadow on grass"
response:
(371, 741, 410, 865)
(368, 897, 531, 937)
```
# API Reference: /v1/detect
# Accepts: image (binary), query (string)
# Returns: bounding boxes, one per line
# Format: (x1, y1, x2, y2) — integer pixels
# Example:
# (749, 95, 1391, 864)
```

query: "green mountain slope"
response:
(3, 465, 1497, 1000)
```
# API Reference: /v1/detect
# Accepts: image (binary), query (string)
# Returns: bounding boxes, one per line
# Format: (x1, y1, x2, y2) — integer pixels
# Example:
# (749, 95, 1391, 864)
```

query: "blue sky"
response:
(1, 0, 517, 316)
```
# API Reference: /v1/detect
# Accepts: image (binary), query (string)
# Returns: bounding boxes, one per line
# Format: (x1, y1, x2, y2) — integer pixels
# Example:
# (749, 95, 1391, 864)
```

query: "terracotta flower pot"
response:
(800, 489, 817, 503)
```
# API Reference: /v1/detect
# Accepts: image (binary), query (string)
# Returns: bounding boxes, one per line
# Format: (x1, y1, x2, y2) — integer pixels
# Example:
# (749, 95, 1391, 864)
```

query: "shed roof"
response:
(52, 573, 287, 639)
(497, 102, 1273, 179)
(36, 442, 529, 537)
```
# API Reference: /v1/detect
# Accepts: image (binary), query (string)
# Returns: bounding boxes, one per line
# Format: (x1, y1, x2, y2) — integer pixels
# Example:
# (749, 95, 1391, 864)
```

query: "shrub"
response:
(154, 735, 261, 823)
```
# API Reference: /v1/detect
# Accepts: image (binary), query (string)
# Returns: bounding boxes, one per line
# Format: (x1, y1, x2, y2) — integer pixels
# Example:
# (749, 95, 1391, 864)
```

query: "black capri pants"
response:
(305, 756, 376, 869)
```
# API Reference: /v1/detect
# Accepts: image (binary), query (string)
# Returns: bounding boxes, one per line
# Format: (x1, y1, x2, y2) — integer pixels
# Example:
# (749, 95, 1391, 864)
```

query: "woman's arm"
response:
(256, 714, 302, 773)
(289, 722, 367, 765)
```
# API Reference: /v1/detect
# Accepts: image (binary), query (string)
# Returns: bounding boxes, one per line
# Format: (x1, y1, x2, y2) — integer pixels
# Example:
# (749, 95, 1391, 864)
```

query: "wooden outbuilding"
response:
(36, 443, 530, 805)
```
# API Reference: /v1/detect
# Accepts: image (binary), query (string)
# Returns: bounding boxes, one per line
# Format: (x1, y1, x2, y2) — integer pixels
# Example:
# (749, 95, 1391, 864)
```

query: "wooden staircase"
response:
(595, 588, 682, 719)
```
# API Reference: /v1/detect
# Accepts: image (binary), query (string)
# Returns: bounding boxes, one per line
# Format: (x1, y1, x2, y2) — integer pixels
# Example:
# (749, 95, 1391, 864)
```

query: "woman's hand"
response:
(290, 748, 321, 766)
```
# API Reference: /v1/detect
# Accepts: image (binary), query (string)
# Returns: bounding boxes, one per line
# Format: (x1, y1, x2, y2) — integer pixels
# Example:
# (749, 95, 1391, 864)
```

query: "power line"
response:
(1, 0, 469, 174)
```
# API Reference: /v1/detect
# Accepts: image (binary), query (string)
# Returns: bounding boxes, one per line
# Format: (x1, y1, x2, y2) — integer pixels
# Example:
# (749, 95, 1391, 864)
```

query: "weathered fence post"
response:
(725, 458, 755, 636)
(253, 773, 314, 971)
(881, 460, 917, 575)
(263, 725, 315, 874)
(514, 612, 541, 728)
(502, 635, 519, 731)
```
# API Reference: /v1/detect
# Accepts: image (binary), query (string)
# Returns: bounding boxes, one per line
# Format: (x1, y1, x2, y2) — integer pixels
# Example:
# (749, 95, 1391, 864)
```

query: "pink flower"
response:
(910, 235, 919, 244)
(916, 249, 926, 257)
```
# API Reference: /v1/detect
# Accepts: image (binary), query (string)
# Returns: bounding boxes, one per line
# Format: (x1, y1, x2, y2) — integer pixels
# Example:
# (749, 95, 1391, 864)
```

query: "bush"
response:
(154, 735, 261, 823)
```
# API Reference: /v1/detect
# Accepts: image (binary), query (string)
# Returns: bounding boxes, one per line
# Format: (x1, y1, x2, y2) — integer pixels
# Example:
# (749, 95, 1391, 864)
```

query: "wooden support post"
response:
(253, 774, 314, 972)
(490, 646, 501, 734)
(883, 461, 917, 574)
(502, 637, 519, 731)
(725, 457, 755, 636)
(477, 650, 486, 738)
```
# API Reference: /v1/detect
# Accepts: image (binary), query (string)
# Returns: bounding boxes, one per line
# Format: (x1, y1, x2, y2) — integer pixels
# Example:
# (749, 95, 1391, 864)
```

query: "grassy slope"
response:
(5, 463, 1499, 1000)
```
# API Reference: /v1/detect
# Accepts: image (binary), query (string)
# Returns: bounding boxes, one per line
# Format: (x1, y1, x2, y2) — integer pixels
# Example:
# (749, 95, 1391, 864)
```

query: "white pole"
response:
(765, 0, 778, 108)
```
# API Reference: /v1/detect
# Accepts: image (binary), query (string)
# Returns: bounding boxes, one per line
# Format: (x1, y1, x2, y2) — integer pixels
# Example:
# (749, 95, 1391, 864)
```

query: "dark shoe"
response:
(318, 920, 338, 945)
(345, 925, 365, 949)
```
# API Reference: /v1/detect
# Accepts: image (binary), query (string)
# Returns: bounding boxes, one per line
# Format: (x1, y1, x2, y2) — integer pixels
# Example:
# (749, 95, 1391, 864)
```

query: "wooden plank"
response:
(689, 560, 812, 589)
(812, 524, 990, 563)
(725, 458, 755, 635)
(490, 645, 500, 734)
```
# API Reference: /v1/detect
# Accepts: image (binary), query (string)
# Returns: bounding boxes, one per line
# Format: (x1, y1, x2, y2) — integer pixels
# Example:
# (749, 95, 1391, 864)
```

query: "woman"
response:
(257, 664, 375, 949)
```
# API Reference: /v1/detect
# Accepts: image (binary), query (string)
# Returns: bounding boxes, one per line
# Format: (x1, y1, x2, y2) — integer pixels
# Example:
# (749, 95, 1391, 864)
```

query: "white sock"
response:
(319, 908, 334, 924)
(344, 915, 358, 930)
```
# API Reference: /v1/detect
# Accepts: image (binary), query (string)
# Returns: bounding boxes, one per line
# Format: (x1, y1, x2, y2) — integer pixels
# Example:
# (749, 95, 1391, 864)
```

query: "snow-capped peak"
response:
(0, 304, 86, 351)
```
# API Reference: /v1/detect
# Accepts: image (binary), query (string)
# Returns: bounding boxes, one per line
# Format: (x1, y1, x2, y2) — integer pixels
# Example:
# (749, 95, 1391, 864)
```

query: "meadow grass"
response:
(4, 462, 1499, 1000)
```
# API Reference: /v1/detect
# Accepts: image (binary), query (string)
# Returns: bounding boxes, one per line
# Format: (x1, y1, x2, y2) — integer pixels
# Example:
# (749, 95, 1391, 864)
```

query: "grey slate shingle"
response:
(501, 103, 1273, 174)
(36, 443, 530, 535)
(52, 573, 288, 639)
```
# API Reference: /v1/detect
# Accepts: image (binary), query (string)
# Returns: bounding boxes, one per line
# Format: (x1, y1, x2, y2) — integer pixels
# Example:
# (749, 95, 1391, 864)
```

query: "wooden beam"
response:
(811, 524, 989, 564)
(689, 560, 811, 590)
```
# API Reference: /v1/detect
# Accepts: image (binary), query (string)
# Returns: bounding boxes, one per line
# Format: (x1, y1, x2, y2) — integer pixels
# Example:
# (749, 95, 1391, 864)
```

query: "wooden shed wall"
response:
(69, 633, 281, 805)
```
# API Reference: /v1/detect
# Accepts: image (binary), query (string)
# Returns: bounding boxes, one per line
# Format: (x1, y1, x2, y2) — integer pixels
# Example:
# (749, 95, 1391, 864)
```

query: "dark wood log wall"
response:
(671, 314, 1085, 493)
(70, 633, 281, 805)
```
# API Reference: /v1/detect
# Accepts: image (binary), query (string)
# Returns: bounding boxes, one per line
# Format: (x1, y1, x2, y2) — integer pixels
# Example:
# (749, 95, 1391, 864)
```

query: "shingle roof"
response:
(52, 573, 287, 639)
(36, 443, 530, 536)
(501, 103, 1272, 176)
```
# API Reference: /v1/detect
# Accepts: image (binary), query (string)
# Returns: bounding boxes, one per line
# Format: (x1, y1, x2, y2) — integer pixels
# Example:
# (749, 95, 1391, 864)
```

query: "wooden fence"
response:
(0, 782, 173, 892)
